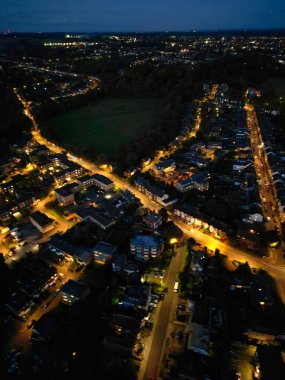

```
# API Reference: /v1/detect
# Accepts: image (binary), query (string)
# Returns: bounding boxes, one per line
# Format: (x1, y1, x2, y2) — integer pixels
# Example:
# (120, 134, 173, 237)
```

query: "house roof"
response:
(76, 207, 114, 228)
(61, 280, 88, 298)
(143, 212, 162, 224)
(94, 241, 117, 255)
(55, 186, 72, 197)
(30, 211, 53, 227)
(130, 234, 163, 247)
(49, 235, 92, 263)
(77, 175, 93, 183)
(7, 290, 31, 313)
(93, 173, 113, 186)
(178, 171, 210, 187)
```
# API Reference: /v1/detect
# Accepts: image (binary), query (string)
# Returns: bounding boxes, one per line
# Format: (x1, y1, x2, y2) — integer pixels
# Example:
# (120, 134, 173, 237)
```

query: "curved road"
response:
(31, 123, 285, 303)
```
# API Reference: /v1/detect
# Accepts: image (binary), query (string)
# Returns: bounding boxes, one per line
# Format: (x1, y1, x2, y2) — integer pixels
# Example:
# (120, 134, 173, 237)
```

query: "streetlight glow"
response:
(169, 238, 178, 245)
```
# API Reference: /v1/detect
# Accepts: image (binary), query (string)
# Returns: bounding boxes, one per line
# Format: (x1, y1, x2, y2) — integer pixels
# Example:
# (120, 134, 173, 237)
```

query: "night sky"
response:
(1, 0, 285, 33)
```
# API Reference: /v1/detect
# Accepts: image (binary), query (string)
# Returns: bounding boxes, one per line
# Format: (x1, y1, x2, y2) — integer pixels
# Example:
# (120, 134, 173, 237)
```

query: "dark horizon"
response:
(2, 27, 285, 35)
(2, 0, 285, 33)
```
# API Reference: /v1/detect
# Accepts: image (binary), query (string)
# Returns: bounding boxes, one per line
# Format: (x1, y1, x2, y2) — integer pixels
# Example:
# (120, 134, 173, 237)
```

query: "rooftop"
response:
(94, 241, 117, 255)
(143, 212, 162, 224)
(77, 174, 93, 183)
(130, 234, 163, 247)
(30, 211, 53, 227)
(93, 173, 113, 186)
(61, 280, 88, 299)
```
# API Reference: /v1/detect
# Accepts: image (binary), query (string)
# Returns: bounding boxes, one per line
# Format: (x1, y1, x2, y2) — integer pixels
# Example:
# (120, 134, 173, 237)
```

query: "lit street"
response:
(246, 107, 283, 236)
(18, 92, 285, 306)
(140, 246, 185, 380)
(9, 60, 285, 380)
(1, 10, 285, 380)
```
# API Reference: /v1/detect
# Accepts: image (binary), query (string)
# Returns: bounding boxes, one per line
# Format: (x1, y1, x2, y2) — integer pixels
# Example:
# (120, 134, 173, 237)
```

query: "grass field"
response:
(43, 98, 163, 156)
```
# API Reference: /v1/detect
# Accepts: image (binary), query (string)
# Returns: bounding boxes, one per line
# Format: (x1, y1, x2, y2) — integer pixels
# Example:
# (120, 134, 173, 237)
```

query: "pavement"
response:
(174, 218, 285, 302)
(246, 108, 283, 240)
(140, 246, 186, 380)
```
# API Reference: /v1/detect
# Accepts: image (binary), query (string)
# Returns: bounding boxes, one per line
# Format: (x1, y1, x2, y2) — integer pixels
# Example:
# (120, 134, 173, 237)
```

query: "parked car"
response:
(136, 344, 144, 356)
(42, 301, 52, 309)
(27, 319, 36, 329)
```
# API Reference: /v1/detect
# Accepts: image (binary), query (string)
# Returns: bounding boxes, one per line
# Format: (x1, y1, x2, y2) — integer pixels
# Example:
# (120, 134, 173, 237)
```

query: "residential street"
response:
(140, 246, 185, 380)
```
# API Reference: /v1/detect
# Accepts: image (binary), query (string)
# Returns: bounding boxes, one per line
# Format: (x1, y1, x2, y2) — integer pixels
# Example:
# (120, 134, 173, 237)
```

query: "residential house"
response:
(109, 313, 142, 339)
(53, 163, 84, 184)
(176, 172, 210, 192)
(48, 235, 93, 267)
(16, 193, 36, 209)
(93, 241, 117, 263)
(92, 173, 114, 190)
(55, 185, 75, 206)
(6, 290, 34, 320)
(19, 260, 57, 297)
(232, 159, 251, 172)
(130, 234, 164, 261)
(174, 205, 233, 236)
(103, 313, 143, 355)
(76, 207, 115, 230)
(143, 211, 162, 230)
(123, 262, 140, 276)
(134, 177, 176, 207)
(30, 211, 54, 233)
(76, 174, 96, 189)
(121, 285, 152, 311)
(153, 159, 176, 174)
(191, 250, 206, 273)
(187, 323, 210, 356)
(21, 265, 57, 297)
(207, 141, 222, 150)
(250, 275, 273, 307)
(112, 254, 127, 273)
(61, 280, 89, 305)
(236, 229, 261, 251)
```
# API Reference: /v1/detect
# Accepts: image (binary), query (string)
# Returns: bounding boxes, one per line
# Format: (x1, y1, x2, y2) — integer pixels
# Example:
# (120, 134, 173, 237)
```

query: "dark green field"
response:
(42, 98, 163, 156)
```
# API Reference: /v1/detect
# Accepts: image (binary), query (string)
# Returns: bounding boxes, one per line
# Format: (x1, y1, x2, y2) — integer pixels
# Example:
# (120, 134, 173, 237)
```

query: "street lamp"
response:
(170, 238, 178, 254)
